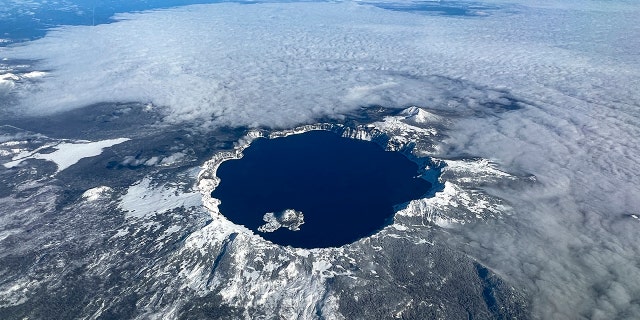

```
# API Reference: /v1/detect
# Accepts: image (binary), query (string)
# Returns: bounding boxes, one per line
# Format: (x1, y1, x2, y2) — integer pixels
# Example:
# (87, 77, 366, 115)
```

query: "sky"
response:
(1, 0, 640, 318)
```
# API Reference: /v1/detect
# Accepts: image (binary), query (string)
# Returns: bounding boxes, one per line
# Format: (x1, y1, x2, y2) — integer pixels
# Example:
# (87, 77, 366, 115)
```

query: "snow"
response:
(0, 229, 21, 242)
(399, 106, 444, 125)
(312, 260, 333, 277)
(0, 277, 36, 307)
(399, 181, 506, 222)
(3, 138, 129, 173)
(392, 224, 408, 231)
(82, 186, 113, 201)
(111, 229, 129, 239)
(118, 177, 201, 219)
(373, 115, 438, 139)
(258, 209, 305, 233)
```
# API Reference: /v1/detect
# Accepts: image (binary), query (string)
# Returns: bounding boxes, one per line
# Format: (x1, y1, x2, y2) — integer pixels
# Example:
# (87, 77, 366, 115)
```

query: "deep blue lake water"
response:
(211, 130, 433, 248)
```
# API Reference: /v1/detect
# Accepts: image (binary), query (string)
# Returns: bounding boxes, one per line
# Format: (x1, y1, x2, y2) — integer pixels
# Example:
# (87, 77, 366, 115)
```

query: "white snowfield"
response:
(118, 177, 201, 220)
(3, 138, 129, 173)
(82, 186, 113, 201)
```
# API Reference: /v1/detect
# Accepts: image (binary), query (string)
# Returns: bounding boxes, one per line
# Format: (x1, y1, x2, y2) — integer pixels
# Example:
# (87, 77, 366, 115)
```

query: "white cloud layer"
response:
(2, 1, 640, 318)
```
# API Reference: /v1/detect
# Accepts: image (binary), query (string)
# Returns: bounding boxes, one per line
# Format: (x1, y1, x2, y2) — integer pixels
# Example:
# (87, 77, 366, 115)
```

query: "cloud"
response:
(2, 1, 640, 318)
(3, 2, 440, 128)
(2, 2, 585, 128)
